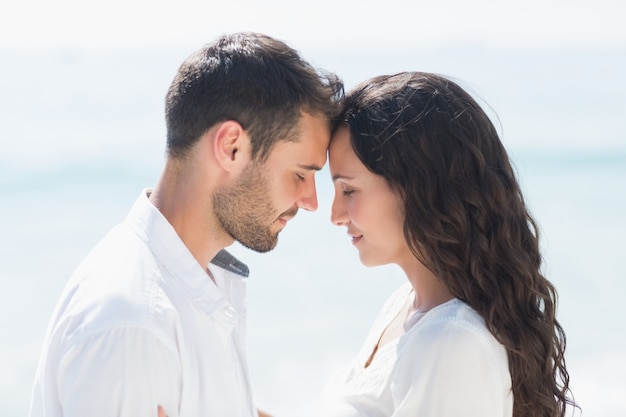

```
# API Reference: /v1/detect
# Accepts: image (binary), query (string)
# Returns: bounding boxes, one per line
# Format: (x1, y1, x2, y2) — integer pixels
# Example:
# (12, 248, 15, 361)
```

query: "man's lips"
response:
(278, 217, 291, 226)
(276, 209, 298, 226)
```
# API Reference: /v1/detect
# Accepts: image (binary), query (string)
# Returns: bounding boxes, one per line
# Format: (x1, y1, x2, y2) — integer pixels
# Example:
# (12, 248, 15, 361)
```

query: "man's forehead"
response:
(264, 137, 327, 167)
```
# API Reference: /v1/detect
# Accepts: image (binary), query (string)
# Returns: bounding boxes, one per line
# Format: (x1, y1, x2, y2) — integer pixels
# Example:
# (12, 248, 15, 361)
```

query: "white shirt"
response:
(319, 283, 513, 417)
(29, 190, 256, 417)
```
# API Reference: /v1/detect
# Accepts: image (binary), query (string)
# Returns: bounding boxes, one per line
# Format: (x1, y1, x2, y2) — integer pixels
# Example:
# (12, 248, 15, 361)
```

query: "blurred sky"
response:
(1, 0, 625, 50)
(1, 0, 625, 167)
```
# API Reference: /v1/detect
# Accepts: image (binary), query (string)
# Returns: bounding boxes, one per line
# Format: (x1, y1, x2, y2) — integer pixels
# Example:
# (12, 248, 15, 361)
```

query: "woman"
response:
(320, 72, 575, 417)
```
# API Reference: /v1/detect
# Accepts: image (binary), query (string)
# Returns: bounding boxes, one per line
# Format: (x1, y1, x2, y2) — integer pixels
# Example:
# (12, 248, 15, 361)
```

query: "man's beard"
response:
(212, 163, 294, 253)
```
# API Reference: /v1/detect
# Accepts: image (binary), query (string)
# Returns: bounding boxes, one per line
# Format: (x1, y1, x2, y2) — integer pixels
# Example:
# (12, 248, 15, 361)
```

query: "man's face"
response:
(213, 113, 330, 252)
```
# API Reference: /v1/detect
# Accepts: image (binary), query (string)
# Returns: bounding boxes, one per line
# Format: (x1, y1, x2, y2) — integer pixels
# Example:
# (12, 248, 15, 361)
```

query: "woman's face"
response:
(329, 125, 412, 267)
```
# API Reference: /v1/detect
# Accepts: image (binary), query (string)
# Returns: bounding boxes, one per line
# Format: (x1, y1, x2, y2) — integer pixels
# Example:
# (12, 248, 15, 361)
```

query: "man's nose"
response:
(297, 178, 318, 211)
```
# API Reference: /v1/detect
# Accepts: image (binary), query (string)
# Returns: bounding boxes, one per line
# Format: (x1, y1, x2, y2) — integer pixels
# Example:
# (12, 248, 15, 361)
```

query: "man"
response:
(29, 32, 343, 417)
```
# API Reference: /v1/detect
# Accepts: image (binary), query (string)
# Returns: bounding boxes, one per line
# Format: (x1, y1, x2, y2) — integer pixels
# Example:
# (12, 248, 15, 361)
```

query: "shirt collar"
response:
(211, 249, 249, 278)
(124, 189, 247, 316)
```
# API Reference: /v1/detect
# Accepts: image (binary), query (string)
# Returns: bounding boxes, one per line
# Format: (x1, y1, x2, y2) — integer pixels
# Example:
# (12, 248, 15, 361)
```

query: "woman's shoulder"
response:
(429, 299, 487, 328)
(395, 299, 511, 394)
(391, 299, 513, 413)
(419, 300, 495, 339)
(402, 299, 508, 368)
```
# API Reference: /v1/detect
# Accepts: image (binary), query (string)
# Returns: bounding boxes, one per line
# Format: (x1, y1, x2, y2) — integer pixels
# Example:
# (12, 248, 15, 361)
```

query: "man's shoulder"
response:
(53, 224, 173, 341)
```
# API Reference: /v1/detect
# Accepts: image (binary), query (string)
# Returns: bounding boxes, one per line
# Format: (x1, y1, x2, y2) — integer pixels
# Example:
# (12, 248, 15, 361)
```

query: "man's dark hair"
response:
(165, 32, 344, 160)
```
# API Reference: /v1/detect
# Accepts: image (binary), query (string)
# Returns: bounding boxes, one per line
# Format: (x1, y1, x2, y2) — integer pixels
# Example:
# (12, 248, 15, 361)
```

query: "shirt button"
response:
(224, 306, 236, 319)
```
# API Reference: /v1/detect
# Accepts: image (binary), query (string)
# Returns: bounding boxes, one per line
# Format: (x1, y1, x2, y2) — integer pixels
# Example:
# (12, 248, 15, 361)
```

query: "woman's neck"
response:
(402, 258, 454, 313)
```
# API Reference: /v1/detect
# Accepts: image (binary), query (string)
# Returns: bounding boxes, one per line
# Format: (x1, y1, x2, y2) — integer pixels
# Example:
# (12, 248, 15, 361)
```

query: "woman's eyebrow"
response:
(331, 174, 353, 182)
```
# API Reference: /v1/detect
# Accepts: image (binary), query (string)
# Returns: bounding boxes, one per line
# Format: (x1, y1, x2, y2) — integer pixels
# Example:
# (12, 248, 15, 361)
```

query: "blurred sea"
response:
(1, 45, 624, 417)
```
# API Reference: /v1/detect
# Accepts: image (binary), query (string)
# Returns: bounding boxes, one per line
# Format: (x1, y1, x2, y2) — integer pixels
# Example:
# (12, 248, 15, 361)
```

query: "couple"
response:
(29, 32, 575, 417)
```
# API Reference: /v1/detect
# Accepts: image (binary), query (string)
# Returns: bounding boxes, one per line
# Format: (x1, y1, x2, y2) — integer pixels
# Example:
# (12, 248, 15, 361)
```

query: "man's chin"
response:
(250, 245, 276, 254)
(243, 242, 277, 253)
(236, 235, 279, 253)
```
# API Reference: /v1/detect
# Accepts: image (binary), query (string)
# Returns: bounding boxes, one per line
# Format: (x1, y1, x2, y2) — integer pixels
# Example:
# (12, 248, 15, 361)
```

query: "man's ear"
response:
(213, 120, 251, 172)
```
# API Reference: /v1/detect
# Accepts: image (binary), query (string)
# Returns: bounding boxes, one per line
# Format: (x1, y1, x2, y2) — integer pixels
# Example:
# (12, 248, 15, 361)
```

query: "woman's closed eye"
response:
(342, 189, 355, 197)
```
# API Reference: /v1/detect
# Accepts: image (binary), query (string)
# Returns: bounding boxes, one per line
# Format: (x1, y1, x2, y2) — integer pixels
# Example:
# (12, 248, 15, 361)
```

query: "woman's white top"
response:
(318, 283, 513, 417)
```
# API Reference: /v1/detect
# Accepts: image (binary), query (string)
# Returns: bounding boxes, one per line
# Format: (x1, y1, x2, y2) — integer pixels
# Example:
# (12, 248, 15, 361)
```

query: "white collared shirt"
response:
(29, 190, 256, 417)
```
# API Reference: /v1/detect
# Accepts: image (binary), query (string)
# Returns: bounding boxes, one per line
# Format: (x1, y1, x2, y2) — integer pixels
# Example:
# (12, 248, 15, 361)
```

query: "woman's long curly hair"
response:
(340, 72, 576, 417)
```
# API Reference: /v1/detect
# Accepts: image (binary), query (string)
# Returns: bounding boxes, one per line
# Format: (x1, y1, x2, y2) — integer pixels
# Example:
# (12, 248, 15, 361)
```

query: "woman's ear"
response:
(213, 120, 251, 172)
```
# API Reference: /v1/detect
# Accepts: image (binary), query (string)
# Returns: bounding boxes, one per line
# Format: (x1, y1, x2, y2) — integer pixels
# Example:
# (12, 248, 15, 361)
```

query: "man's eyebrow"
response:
(298, 164, 323, 171)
